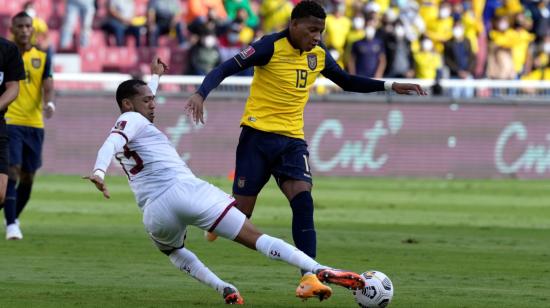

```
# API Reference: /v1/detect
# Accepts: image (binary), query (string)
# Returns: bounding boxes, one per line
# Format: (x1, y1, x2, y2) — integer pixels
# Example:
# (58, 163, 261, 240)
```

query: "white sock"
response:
(255, 234, 328, 274)
(169, 248, 232, 295)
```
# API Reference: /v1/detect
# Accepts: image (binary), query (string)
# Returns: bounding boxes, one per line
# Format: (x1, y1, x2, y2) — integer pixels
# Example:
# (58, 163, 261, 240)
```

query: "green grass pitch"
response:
(0, 175, 549, 307)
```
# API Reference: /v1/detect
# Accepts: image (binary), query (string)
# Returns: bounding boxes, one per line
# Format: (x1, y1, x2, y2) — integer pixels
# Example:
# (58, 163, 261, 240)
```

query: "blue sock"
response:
(290, 191, 316, 275)
(3, 179, 17, 225)
(16, 182, 33, 218)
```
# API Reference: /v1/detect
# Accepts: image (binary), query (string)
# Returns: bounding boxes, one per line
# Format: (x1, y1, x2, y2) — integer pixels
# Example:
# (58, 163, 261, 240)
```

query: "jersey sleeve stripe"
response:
(208, 200, 238, 233)
(233, 57, 243, 68)
(111, 131, 129, 143)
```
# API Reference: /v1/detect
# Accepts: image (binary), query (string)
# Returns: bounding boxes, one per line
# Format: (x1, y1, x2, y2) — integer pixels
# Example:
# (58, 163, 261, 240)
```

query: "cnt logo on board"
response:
(309, 110, 403, 172)
(495, 121, 550, 175)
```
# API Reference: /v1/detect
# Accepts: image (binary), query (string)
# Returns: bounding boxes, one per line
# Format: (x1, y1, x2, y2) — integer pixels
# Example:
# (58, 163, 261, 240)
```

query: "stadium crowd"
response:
(1, 0, 549, 84)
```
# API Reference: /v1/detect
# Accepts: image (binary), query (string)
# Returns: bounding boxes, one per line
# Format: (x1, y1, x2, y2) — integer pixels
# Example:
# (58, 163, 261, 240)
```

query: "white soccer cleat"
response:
(6, 223, 23, 240)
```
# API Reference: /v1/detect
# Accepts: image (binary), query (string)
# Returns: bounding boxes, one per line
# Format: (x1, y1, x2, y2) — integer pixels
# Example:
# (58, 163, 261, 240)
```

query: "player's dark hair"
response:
(116, 79, 147, 110)
(291, 1, 326, 20)
(12, 11, 32, 24)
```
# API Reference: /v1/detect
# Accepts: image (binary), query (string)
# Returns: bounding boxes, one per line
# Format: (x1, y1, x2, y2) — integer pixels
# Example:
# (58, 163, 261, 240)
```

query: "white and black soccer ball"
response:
(352, 270, 394, 308)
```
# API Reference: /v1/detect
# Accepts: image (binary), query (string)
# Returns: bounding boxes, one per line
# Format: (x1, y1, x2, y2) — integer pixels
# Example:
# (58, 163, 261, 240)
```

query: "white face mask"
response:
(25, 8, 36, 18)
(395, 25, 405, 38)
(453, 27, 464, 38)
(498, 21, 509, 31)
(353, 17, 365, 30)
(440, 7, 451, 18)
(422, 39, 433, 51)
(203, 35, 217, 48)
(365, 26, 376, 39)
(544, 42, 550, 54)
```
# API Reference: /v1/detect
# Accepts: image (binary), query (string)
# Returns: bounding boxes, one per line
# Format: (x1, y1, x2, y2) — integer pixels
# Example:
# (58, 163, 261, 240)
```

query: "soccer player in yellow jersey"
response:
(3, 12, 55, 240)
(186, 1, 426, 301)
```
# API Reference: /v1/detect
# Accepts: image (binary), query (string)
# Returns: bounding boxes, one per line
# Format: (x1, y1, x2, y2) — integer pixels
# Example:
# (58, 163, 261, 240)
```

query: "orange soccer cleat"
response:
(316, 268, 365, 290)
(295, 273, 333, 301)
(223, 287, 244, 305)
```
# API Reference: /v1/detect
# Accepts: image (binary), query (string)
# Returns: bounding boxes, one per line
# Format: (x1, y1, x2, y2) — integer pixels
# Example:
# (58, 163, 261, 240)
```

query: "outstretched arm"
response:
(322, 47, 427, 95)
(148, 56, 168, 95)
(84, 133, 127, 199)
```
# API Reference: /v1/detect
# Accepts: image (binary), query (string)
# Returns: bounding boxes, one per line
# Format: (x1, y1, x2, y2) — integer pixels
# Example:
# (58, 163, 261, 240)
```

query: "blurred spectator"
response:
(348, 18, 386, 78)
(510, 12, 535, 76)
(188, 8, 226, 39)
(487, 15, 516, 79)
(384, 21, 414, 78)
(325, 1, 351, 68)
(343, 10, 366, 69)
(444, 20, 475, 98)
(259, 0, 293, 34)
(60, 0, 96, 49)
(102, 0, 144, 47)
(147, 0, 186, 47)
(413, 36, 442, 79)
(218, 21, 253, 75)
(399, 1, 425, 42)
(522, 35, 550, 81)
(425, 1, 454, 54)
(224, 0, 259, 29)
(187, 0, 228, 24)
(524, 0, 550, 42)
(187, 32, 221, 75)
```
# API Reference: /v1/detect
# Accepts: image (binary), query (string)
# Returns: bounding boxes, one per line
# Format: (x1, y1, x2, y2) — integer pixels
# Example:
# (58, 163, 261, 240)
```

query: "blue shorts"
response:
(233, 126, 312, 196)
(8, 125, 44, 172)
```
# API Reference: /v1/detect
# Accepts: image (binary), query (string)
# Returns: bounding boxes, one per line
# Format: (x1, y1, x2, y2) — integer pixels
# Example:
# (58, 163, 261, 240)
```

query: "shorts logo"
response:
(237, 177, 246, 188)
(307, 54, 317, 70)
(115, 120, 127, 130)
(31, 58, 41, 69)
(239, 46, 255, 60)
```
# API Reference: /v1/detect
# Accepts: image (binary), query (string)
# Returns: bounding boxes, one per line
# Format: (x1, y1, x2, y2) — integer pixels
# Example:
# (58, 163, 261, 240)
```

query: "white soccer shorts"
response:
(142, 177, 246, 251)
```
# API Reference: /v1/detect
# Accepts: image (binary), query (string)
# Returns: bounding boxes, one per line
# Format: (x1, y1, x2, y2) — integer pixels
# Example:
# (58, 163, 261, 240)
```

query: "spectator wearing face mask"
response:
(187, 32, 221, 75)
(384, 21, 414, 78)
(510, 12, 535, 77)
(413, 35, 442, 79)
(343, 11, 367, 69)
(348, 18, 386, 78)
(487, 15, 516, 79)
(218, 21, 252, 76)
(444, 20, 476, 98)
(325, 2, 351, 68)
(425, 1, 454, 54)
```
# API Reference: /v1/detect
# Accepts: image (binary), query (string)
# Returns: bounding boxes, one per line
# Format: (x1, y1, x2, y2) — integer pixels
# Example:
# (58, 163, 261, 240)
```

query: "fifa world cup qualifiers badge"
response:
(115, 121, 127, 130)
(239, 46, 255, 60)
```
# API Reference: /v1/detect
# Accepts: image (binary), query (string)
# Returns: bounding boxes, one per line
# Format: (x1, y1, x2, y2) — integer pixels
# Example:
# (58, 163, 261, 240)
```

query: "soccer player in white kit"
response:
(84, 57, 365, 304)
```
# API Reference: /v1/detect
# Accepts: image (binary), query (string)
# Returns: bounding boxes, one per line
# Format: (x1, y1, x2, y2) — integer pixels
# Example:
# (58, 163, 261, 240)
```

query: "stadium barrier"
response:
(43, 74, 550, 178)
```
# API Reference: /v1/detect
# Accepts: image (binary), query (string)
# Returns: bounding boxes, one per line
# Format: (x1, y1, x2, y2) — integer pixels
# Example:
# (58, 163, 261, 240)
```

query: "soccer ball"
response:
(352, 270, 394, 308)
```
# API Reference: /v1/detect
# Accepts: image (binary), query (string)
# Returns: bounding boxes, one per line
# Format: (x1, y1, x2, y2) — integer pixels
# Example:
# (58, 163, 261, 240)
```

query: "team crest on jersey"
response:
(239, 46, 255, 60)
(115, 120, 127, 130)
(307, 54, 317, 70)
(31, 58, 41, 69)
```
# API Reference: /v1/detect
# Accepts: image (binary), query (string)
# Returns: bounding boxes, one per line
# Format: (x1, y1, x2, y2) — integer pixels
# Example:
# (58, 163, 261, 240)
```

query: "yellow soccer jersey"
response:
(197, 29, 385, 139)
(6, 46, 52, 128)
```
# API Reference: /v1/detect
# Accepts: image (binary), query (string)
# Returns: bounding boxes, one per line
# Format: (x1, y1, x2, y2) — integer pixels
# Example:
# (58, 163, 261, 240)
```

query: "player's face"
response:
(290, 16, 325, 51)
(11, 17, 33, 46)
(129, 85, 156, 123)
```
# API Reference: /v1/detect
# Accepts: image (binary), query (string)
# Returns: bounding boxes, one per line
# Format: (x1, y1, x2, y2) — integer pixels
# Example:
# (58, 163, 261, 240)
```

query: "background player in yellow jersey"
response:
(0, 36, 25, 240)
(186, 0, 426, 300)
(3, 12, 55, 240)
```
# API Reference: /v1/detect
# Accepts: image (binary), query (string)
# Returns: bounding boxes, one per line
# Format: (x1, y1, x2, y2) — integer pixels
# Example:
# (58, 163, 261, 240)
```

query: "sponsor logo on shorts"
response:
(237, 177, 246, 188)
